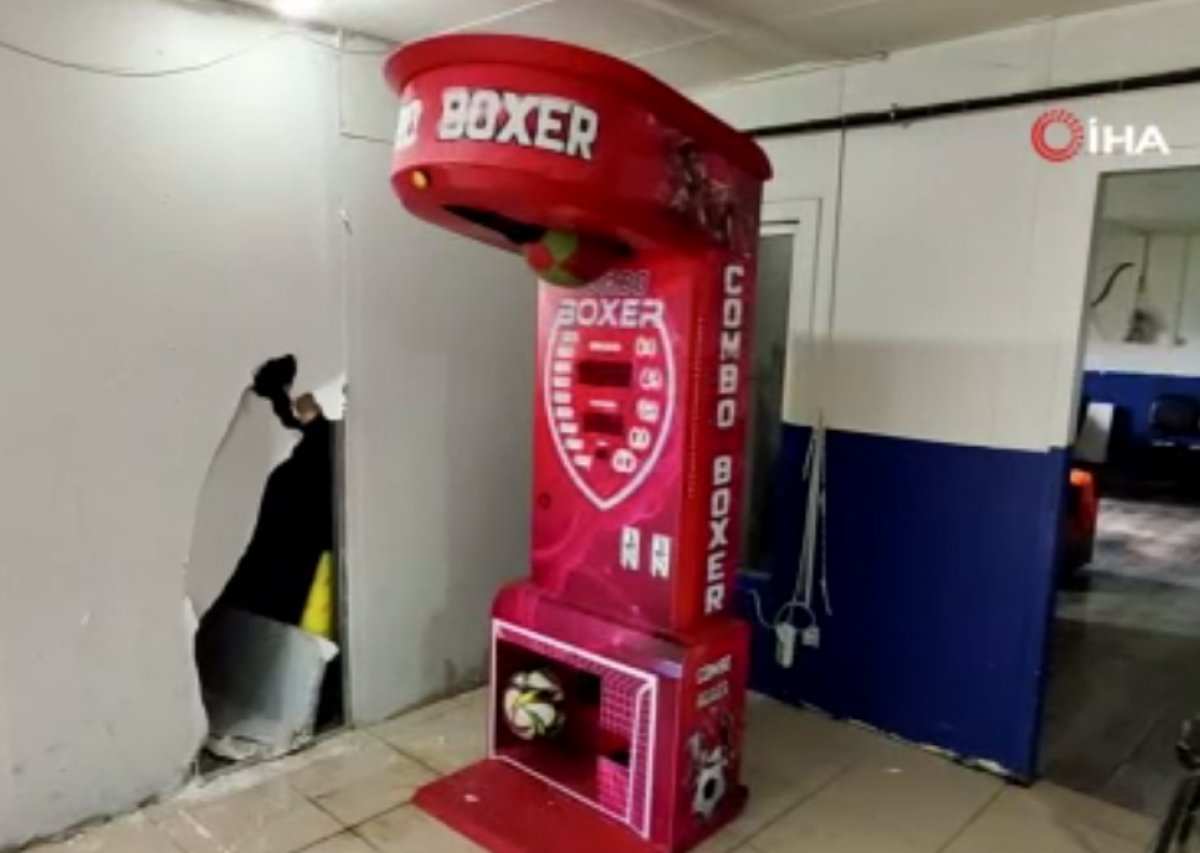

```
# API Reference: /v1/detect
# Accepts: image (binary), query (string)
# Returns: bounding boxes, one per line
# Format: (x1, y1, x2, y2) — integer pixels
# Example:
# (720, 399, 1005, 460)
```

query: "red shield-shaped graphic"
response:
(544, 302, 675, 511)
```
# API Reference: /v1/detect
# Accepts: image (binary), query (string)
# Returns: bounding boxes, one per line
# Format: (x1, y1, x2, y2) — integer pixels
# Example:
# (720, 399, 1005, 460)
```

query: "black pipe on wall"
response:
(749, 65, 1200, 139)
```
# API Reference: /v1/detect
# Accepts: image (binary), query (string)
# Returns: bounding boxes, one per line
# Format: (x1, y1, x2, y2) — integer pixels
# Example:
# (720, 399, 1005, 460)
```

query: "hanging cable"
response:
(744, 587, 774, 630)
(774, 412, 826, 629)
(0, 25, 390, 79)
(741, 417, 827, 637)
(1090, 262, 1136, 309)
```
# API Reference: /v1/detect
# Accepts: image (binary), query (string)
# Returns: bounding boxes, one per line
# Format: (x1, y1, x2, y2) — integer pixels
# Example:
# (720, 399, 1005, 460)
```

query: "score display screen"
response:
(541, 295, 675, 511)
(577, 361, 632, 436)
(582, 411, 625, 436)
(576, 360, 633, 389)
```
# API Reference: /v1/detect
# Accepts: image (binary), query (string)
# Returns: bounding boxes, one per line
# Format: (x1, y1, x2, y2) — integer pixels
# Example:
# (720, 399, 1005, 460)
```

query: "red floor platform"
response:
(415, 759, 747, 853)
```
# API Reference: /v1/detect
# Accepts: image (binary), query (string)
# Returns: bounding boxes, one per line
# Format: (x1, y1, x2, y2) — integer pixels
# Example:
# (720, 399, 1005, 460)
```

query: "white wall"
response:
(332, 32, 536, 721)
(338, 57, 535, 721)
(0, 0, 540, 845)
(698, 0, 1200, 130)
(759, 133, 843, 431)
(830, 109, 1062, 450)
(1183, 234, 1200, 349)
(0, 1, 347, 845)
(765, 104, 1091, 452)
(702, 0, 1200, 452)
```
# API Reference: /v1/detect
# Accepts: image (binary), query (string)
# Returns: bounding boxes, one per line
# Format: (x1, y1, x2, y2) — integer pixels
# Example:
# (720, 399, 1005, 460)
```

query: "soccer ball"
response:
(689, 729, 731, 821)
(692, 758, 728, 820)
(523, 230, 622, 288)
(503, 669, 566, 740)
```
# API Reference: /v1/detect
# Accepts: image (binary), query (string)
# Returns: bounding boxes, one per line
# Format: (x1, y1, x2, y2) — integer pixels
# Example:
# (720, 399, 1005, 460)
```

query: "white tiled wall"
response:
(710, 26, 1200, 451)
(698, 0, 1200, 129)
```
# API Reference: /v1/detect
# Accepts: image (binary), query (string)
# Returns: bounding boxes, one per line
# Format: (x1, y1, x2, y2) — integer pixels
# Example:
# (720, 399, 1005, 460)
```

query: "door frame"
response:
(740, 200, 822, 584)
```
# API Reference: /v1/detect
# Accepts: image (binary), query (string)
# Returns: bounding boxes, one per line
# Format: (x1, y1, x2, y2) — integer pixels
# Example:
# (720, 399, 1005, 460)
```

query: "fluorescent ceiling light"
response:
(275, 0, 321, 20)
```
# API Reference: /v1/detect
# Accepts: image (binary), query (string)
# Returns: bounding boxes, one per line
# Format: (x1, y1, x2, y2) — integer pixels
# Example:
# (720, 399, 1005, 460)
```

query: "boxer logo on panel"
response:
(544, 271, 674, 511)
(395, 88, 599, 159)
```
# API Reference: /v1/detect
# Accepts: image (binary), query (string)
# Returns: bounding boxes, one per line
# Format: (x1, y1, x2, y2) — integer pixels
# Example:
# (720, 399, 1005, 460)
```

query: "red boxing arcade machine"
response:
(384, 35, 772, 853)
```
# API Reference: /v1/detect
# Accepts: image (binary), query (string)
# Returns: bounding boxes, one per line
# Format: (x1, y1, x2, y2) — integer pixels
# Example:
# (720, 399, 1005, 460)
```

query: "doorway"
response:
(741, 201, 820, 582)
(1042, 167, 1200, 817)
(742, 223, 798, 575)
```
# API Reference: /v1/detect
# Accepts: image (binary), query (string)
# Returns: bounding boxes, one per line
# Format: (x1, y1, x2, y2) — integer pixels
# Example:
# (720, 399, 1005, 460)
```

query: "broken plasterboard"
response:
(196, 607, 339, 762)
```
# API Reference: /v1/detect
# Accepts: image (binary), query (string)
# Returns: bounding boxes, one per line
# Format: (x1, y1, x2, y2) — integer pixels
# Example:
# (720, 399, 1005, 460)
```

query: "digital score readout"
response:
(545, 295, 674, 509)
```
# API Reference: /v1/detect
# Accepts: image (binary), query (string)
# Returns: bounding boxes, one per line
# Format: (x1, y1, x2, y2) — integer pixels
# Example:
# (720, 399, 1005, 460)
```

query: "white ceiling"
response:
(1103, 169, 1200, 232)
(234, 0, 1163, 91)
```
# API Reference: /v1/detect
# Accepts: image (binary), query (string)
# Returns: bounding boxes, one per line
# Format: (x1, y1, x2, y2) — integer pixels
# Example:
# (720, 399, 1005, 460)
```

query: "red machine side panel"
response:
(677, 254, 756, 627)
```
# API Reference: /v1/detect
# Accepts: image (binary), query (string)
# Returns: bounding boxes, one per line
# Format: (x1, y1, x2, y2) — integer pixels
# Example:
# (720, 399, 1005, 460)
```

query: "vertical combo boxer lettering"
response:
(705, 264, 746, 615)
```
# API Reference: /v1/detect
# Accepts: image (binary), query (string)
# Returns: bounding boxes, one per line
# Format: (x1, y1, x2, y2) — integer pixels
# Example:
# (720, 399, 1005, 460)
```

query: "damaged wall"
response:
(186, 390, 299, 621)
(0, 0, 345, 845)
(0, 0, 538, 844)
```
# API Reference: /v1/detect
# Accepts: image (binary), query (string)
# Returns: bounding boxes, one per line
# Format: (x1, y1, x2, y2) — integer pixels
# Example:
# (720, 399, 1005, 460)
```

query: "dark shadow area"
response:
(1044, 496, 1200, 817)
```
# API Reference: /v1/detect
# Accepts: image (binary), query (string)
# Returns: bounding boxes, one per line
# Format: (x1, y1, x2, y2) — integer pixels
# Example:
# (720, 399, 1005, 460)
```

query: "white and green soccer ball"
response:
(503, 669, 566, 740)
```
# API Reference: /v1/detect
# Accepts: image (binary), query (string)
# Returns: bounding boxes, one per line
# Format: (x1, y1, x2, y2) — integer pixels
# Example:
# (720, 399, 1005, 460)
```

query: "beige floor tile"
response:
(689, 827, 756, 853)
(149, 777, 342, 853)
(29, 689, 1163, 853)
(943, 785, 1156, 853)
(750, 737, 1002, 853)
(296, 833, 378, 853)
(370, 689, 486, 741)
(741, 697, 880, 793)
(371, 692, 489, 774)
(745, 817, 931, 853)
(716, 764, 820, 846)
(700, 696, 904, 848)
(150, 731, 368, 809)
(356, 806, 485, 853)
(284, 732, 437, 826)
(23, 813, 185, 852)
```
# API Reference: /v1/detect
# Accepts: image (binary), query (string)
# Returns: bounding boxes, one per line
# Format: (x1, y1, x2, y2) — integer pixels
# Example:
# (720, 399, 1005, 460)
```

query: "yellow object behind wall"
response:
(301, 551, 336, 639)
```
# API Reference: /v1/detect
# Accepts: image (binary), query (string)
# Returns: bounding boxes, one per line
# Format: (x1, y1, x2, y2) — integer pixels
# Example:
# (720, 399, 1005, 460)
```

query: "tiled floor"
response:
(1059, 497, 1200, 634)
(1045, 496, 1200, 816)
(23, 688, 1158, 853)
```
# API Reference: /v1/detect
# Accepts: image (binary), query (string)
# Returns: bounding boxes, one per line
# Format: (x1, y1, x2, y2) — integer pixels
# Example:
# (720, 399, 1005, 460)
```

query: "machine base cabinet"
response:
(414, 582, 750, 853)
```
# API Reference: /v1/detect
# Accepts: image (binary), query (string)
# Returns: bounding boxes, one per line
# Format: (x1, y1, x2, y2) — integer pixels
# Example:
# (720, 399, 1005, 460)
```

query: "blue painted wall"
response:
(1082, 371, 1200, 471)
(739, 425, 1069, 779)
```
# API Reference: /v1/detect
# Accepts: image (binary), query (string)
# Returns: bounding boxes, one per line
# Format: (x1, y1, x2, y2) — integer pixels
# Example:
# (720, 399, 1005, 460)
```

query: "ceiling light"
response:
(275, 0, 321, 20)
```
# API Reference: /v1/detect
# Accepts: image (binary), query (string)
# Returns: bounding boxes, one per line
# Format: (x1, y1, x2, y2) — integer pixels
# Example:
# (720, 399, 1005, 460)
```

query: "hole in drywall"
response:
(185, 354, 347, 774)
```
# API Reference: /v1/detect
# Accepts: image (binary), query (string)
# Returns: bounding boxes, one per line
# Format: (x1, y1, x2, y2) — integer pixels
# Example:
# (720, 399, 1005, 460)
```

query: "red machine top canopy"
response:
(384, 34, 771, 255)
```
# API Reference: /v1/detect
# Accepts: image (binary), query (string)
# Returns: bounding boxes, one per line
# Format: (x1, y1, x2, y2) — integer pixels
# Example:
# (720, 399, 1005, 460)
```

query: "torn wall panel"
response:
(0, 0, 346, 845)
(186, 389, 299, 621)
